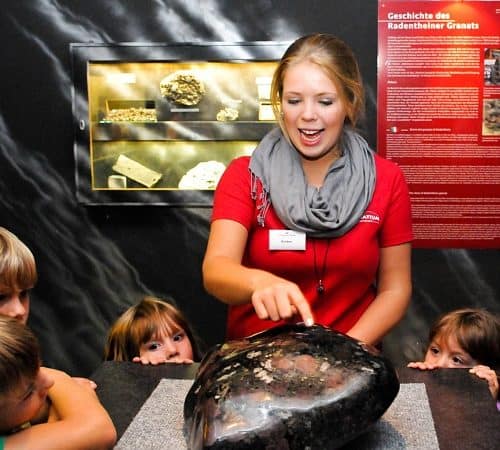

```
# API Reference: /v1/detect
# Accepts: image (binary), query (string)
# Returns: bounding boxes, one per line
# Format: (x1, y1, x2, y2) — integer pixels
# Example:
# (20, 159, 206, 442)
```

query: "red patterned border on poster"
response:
(377, 1, 500, 248)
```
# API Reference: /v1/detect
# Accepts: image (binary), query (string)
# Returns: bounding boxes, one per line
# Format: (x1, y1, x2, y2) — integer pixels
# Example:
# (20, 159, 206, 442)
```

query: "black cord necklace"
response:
(312, 239, 332, 295)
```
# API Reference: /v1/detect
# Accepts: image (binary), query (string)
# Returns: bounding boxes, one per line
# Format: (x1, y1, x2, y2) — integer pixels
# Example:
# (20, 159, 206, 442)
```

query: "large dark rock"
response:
(184, 323, 399, 450)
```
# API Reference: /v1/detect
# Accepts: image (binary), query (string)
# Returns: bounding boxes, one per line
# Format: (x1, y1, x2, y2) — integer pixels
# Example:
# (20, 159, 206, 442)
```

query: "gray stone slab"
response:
(115, 380, 439, 450)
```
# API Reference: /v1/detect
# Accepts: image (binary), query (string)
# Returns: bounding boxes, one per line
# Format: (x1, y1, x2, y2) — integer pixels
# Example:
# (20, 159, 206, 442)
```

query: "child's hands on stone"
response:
(72, 377, 97, 390)
(469, 365, 499, 400)
(132, 354, 193, 365)
(407, 361, 438, 370)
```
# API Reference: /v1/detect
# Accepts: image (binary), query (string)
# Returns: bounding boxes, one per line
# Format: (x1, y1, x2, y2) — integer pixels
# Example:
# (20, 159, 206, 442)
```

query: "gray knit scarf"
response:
(249, 127, 375, 238)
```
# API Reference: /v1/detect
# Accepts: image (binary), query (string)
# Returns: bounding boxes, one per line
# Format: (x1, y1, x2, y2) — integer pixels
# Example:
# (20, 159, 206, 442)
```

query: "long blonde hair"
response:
(104, 296, 202, 361)
(0, 227, 37, 293)
(271, 33, 365, 137)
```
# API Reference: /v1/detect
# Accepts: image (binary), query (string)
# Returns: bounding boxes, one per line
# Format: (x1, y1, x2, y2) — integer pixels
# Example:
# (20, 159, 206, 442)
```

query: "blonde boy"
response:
(0, 316, 116, 449)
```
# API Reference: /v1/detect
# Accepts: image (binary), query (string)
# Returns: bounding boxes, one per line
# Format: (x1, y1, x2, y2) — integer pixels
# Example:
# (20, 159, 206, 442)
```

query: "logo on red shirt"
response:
(360, 211, 380, 224)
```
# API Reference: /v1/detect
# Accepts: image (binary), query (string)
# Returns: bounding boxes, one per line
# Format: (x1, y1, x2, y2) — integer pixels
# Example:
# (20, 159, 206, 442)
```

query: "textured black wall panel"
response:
(0, 1, 497, 376)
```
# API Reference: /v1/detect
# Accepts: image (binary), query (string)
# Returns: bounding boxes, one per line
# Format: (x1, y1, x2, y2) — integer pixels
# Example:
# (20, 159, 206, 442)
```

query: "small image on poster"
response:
(377, 1, 500, 248)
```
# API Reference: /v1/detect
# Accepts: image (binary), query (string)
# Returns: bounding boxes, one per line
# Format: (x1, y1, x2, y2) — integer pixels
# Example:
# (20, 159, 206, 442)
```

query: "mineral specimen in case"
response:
(184, 323, 400, 450)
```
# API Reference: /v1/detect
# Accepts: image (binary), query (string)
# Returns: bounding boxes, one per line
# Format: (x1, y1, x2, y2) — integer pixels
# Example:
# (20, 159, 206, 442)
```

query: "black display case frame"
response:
(70, 41, 290, 206)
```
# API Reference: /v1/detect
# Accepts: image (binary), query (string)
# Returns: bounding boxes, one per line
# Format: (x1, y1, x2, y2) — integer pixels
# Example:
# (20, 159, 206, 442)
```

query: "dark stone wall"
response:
(0, 0, 498, 376)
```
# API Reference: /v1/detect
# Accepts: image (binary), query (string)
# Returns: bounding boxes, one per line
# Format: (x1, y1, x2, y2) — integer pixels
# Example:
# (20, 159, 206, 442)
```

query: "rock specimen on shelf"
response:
(184, 323, 400, 450)
(178, 161, 226, 190)
(111, 154, 162, 188)
(159, 70, 206, 106)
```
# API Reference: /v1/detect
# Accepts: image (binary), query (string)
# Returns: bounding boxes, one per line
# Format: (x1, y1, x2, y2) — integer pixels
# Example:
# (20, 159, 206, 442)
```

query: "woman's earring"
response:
(280, 111, 284, 118)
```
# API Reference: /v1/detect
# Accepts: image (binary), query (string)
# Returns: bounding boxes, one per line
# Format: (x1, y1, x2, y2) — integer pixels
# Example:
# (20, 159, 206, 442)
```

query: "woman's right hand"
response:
(251, 279, 314, 326)
(203, 219, 314, 326)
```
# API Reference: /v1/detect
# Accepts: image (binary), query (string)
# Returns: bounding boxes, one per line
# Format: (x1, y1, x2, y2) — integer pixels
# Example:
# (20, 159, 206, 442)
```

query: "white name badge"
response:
(269, 230, 306, 251)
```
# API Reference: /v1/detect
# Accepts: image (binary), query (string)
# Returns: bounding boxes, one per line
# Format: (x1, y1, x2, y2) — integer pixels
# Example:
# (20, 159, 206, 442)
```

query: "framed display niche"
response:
(70, 41, 289, 205)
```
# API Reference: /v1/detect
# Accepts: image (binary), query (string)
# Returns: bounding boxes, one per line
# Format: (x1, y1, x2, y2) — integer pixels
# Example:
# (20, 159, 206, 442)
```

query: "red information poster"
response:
(377, 1, 500, 248)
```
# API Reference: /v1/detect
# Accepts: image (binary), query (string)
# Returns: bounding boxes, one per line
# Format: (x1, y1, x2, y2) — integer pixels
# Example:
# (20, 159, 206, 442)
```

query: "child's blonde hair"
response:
(428, 308, 500, 369)
(0, 316, 40, 398)
(104, 296, 202, 362)
(0, 227, 37, 292)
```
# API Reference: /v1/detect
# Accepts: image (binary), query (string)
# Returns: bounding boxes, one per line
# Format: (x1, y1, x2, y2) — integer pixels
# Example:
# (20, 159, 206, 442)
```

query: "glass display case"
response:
(70, 42, 290, 205)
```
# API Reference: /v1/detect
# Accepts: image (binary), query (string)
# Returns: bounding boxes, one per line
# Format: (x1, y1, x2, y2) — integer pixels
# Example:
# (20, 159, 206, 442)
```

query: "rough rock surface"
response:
(184, 323, 399, 450)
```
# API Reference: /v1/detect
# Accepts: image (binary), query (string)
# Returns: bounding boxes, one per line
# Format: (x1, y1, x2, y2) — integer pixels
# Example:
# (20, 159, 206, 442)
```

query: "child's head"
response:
(104, 295, 201, 362)
(0, 227, 37, 324)
(424, 308, 500, 369)
(0, 316, 53, 434)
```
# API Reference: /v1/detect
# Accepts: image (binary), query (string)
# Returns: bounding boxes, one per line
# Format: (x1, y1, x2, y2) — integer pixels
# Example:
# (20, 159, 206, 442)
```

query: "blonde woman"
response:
(203, 33, 413, 345)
